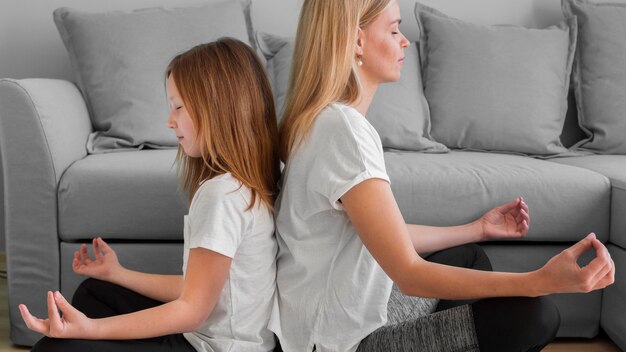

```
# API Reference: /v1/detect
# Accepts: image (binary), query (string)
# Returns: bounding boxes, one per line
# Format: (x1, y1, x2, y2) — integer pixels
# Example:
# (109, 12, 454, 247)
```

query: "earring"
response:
(357, 54, 363, 66)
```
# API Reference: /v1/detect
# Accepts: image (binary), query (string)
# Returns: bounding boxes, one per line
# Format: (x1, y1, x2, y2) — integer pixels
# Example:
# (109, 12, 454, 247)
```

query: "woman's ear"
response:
(355, 28, 365, 56)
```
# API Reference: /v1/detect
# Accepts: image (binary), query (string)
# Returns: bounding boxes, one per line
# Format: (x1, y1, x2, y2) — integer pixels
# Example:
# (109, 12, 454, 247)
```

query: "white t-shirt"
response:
(182, 172, 277, 352)
(269, 103, 393, 352)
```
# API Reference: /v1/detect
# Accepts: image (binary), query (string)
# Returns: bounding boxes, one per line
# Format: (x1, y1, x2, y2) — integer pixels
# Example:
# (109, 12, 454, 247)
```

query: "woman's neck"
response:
(351, 76, 378, 117)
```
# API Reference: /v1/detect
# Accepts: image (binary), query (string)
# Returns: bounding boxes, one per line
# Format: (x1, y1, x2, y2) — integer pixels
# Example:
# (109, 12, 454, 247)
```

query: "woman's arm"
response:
(341, 178, 615, 299)
(19, 247, 230, 339)
(73, 238, 183, 302)
(406, 197, 530, 254)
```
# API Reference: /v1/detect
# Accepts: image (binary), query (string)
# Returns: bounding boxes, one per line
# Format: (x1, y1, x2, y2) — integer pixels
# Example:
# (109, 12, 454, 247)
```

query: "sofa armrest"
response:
(0, 78, 92, 346)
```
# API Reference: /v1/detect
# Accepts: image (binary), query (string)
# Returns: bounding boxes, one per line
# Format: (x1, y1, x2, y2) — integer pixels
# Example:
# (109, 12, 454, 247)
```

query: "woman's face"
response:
(166, 75, 201, 158)
(359, 0, 409, 84)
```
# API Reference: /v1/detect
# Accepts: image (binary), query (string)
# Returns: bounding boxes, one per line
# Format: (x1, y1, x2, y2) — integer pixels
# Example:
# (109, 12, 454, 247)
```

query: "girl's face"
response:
(358, 0, 409, 84)
(166, 75, 201, 158)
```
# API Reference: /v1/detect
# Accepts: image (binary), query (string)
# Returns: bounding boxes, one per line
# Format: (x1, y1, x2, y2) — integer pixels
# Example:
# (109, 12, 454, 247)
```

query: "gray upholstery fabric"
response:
(415, 2, 576, 156)
(482, 244, 602, 337)
(60, 242, 183, 302)
(58, 149, 186, 241)
(563, 0, 626, 154)
(602, 244, 626, 351)
(385, 150, 610, 242)
(0, 79, 91, 345)
(551, 155, 626, 248)
(54, 1, 252, 153)
(256, 33, 448, 152)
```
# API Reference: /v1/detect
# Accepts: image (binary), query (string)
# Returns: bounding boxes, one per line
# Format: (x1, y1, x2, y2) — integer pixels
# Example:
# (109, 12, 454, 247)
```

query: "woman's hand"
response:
(19, 291, 96, 339)
(537, 233, 615, 295)
(479, 197, 529, 241)
(73, 237, 121, 282)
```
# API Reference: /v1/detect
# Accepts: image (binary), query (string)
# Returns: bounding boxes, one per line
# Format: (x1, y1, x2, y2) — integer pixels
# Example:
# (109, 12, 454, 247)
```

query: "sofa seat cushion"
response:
(551, 155, 626, 248)
(58, 149, 187, 241)
(385, 150, 610, 242)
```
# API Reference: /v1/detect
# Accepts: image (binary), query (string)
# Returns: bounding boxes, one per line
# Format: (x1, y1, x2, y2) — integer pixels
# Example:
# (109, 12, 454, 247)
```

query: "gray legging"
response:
(357, 244, 561, 352)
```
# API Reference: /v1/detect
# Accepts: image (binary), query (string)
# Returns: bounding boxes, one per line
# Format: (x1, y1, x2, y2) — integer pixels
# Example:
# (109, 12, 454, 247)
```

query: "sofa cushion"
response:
(54, 1, 252, 153)
(562, 0, 626, 154)
(602, 244, 626, 350)
(58, 149, 187, 241)
(256, 33, 447, 152)
(385, 150, 610, 242)
(551, 155, 626, 248)
(414, 2, 576, 156)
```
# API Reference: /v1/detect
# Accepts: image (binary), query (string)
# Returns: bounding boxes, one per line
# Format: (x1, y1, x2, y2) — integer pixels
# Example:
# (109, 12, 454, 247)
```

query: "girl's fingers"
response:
(18, 304, 48, 334)
(53, 291, 72, 313)
(46, 291, 62, 328)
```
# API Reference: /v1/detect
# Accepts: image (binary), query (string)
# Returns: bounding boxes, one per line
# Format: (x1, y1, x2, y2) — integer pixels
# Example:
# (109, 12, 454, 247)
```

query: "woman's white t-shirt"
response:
(269, 103, 393, 352)
(182, 172, 277, 352)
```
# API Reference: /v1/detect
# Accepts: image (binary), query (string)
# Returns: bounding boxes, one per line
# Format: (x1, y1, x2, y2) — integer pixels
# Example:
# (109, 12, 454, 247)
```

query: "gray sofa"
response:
(1, 1, 625, 350)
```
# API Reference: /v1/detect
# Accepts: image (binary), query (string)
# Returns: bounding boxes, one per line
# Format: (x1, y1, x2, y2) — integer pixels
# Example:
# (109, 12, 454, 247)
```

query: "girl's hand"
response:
(19, 291, 96, 339)
(73, 237, 121, 282)
(537, 233, 615, 295)
(479, 197, 529, 241)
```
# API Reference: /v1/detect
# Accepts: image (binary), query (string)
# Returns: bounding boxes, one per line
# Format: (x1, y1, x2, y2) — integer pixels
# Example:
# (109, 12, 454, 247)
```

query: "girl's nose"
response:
(166, 113, 176, 128)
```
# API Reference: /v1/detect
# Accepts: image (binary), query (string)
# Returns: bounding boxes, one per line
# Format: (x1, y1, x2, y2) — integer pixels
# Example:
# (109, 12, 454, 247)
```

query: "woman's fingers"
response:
(97, 237, 114, 255)
(80, 244, 91, 264)
(498, 197, 520, 215)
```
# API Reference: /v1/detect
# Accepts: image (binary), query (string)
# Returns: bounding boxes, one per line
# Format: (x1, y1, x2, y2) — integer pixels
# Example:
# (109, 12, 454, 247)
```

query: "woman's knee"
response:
(472, 296, 560, 352)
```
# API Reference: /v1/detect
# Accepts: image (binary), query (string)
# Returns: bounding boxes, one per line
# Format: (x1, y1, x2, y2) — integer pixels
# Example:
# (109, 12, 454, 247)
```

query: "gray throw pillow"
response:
(415, 2, 577, 156)
(257, 33, 447, 152)
(563, 0, 626, 154)
(54, 0, 253, 153)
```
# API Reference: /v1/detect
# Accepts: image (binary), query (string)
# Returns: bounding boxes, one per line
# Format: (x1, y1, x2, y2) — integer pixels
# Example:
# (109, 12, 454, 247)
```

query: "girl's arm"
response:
(341, 178, 615, 299)
(74, 238, 183, 302)
(19, 247, 230, 340)
(406, 197, 530, 254)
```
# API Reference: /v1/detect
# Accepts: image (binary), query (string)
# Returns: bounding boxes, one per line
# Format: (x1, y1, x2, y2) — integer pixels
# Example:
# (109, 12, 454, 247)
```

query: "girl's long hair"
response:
(278, 0, 391, 162)
(167, 38, 280, 210)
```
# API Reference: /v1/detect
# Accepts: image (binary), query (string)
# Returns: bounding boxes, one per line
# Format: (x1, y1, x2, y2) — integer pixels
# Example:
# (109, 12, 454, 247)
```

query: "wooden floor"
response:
(0, 253, 621, 351)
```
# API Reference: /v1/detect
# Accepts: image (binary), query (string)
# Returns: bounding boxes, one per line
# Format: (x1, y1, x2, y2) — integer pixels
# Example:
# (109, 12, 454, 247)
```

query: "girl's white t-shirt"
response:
(182, 172, 277, 352)
(269, 103, 393, 352)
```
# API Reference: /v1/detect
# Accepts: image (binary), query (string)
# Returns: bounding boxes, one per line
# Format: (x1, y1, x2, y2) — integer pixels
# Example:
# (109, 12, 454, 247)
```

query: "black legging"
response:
(30, 279, 196, 352)
(426, 244, 561, 352)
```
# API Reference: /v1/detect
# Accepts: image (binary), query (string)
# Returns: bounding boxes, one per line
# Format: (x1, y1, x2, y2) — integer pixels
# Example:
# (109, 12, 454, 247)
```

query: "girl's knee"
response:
(72, 278, 113, 305)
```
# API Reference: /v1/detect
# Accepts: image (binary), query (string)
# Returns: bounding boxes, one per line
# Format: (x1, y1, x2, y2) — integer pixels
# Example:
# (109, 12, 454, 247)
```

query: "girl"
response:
(269, 1, 615, 351)
(19, 38, 280, 352)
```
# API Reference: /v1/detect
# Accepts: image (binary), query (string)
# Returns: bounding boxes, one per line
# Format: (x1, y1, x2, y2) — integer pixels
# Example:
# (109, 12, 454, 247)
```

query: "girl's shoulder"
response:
(191, 173, 251, 210)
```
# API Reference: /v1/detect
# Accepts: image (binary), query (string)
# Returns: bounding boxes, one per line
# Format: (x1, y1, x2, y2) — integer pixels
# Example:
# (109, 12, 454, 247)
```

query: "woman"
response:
(269, 1, 615, 351)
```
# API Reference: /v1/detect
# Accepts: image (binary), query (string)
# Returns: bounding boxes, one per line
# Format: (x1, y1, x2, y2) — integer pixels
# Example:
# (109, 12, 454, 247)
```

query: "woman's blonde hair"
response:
(167, 38, 280, 210)
(278, 0, 391, 161)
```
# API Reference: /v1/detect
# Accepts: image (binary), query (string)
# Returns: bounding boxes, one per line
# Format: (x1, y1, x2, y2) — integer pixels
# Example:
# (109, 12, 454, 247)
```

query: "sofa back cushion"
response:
(257, 33, 447, 152)
(54, 1, 253, 153)
(563, 0, 626, 154)
(415, 2, 577, 156)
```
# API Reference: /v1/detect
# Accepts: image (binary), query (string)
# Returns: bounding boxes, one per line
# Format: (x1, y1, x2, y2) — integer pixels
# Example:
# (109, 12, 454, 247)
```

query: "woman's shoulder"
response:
(315, 103, 373, 135)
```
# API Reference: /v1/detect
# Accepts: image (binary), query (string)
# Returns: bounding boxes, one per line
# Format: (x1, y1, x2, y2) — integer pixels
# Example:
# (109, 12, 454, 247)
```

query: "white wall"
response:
(0, 0, 579, 81)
